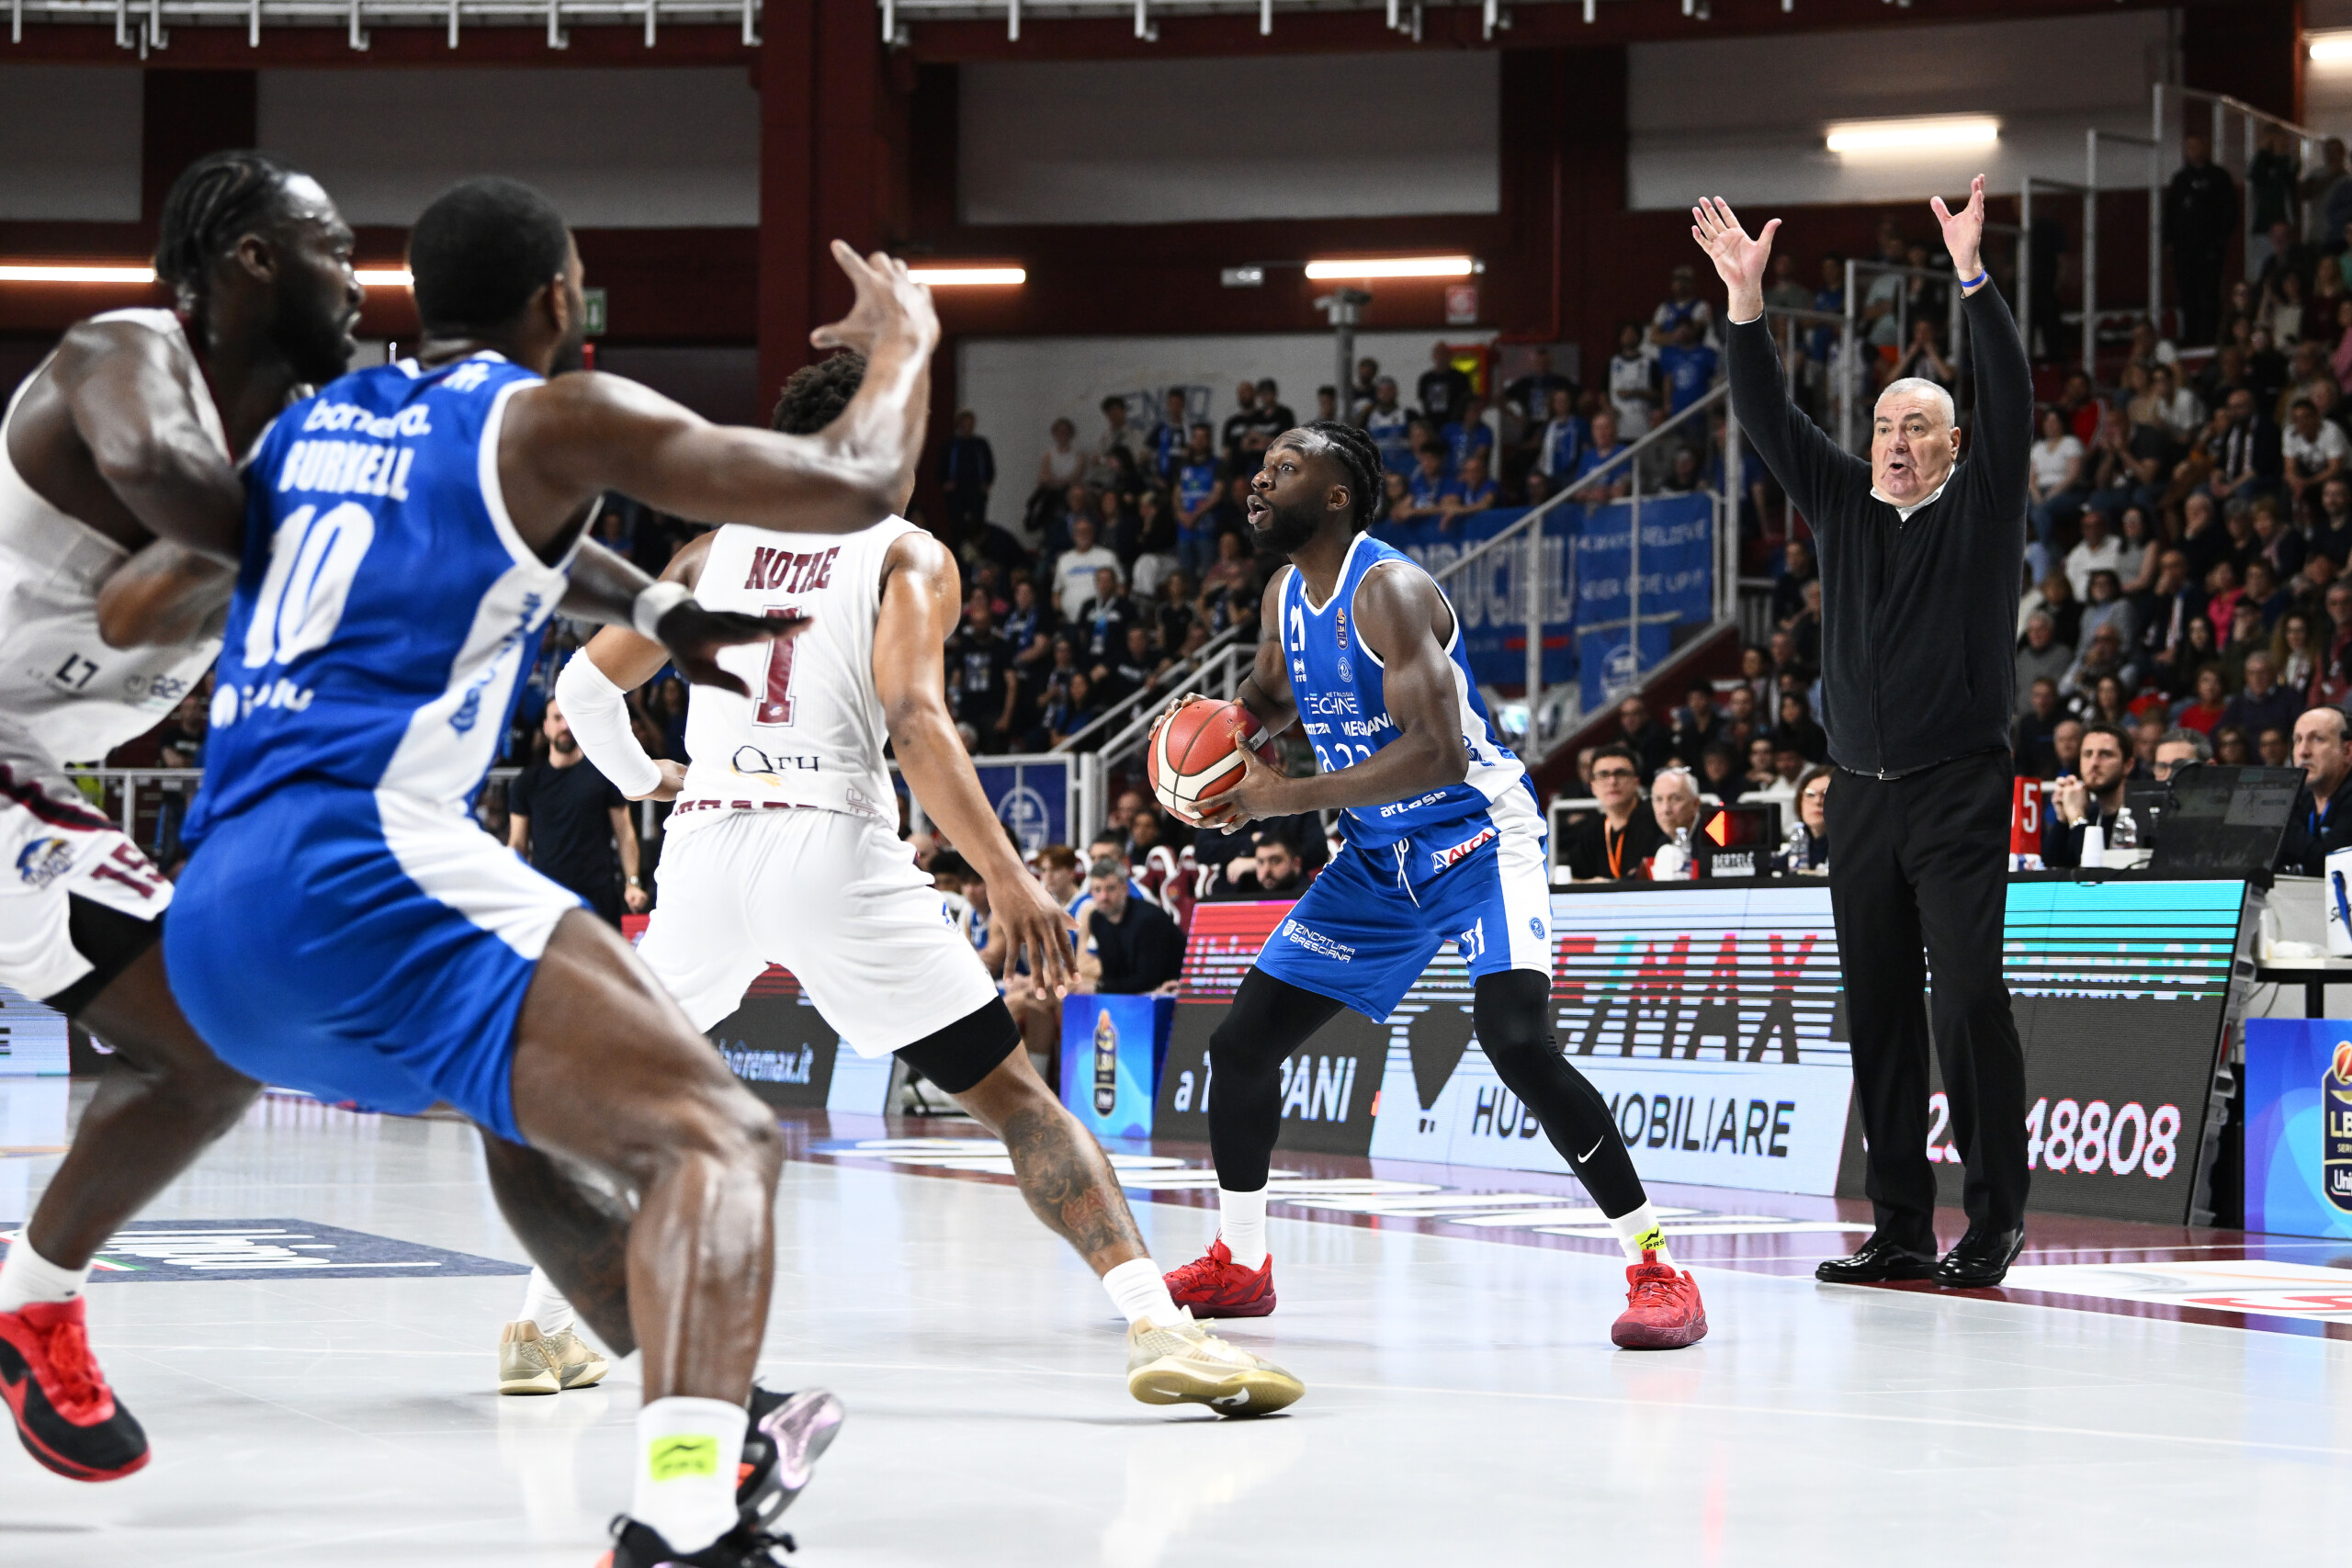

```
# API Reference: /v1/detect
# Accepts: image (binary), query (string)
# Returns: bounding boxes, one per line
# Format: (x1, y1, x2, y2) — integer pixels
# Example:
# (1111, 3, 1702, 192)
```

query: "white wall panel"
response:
(959, 53, 1498, 226)
(1627, 11, 2175, 210)
(257, 67, 758, 228)
(0, 68, 142, 221)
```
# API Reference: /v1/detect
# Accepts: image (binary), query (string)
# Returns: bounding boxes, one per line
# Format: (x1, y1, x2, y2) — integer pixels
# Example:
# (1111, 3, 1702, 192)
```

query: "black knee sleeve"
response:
(1204, 968, 1346, 1193)
(1473, 970, 1647, 1219)
(41, 896, 164, 1020)
(895, 998, 1022, 1096)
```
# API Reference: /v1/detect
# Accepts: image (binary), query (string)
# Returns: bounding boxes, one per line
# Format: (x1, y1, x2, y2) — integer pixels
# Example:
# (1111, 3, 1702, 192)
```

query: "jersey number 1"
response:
(755, 605, 800, 727)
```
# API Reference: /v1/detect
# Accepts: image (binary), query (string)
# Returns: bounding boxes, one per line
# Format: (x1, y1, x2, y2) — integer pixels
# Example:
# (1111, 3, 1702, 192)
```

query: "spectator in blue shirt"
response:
(1441, 393, 1495, 476)
(1396, 446, 1450, 524)
(1572, 410, 1632, 502)
(1363, 377, 1417, 474)
(938, 409, 996, 535)
(1529, 387, 1589, 502)
(1440, 452, 1499, 531)
(1657, 319, 1720, 416)
(1146, 388, 1191, 480)
(1173, 423, 1222, 578)
(1650, 264, 1715, 348)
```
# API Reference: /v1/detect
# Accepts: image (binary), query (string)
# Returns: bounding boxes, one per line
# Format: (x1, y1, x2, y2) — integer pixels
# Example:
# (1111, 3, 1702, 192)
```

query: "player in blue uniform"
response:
(142, 178, 956, 1568)
(1159, 423, 1708, 1350)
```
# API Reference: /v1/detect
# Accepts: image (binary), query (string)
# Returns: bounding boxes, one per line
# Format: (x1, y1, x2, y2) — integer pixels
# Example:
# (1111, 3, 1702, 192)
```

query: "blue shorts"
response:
(1254, 801, 1552, 1021)
(164, 782, 582, 1141)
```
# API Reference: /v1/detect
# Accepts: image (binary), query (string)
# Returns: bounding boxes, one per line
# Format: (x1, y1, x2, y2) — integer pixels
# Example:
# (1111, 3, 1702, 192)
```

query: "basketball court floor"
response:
(1, 1078, 2347, 1566)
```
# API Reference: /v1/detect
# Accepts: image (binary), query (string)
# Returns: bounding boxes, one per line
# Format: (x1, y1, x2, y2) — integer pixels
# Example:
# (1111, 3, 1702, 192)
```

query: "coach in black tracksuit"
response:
(1695, 178, 2030, 1288)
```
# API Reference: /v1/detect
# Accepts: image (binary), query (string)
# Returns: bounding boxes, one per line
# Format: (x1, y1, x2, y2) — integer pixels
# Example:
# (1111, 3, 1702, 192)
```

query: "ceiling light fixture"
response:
(2312, 29, 2352, 64)
(908, 265, 1026, 287)
(1825, 116, 2000, 154)
(1303, 256, 1476, 280)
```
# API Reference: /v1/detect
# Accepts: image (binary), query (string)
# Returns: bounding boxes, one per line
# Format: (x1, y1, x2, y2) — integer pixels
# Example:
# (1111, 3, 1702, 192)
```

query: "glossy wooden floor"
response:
(1, 1086, 2347, 1566)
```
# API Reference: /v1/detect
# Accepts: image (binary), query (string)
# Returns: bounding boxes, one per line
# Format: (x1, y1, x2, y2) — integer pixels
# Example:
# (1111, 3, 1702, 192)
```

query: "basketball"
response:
(1148, 698, 1276, 824)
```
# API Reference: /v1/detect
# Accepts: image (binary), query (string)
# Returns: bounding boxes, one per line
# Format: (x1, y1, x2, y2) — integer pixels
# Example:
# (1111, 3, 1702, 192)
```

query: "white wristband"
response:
(632, 580, 694, 640)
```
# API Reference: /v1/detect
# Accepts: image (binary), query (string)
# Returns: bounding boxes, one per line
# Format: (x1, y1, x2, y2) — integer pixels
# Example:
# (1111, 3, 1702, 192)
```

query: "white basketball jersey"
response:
(668, 516, 922, 832)
(0, 310, 226, 764)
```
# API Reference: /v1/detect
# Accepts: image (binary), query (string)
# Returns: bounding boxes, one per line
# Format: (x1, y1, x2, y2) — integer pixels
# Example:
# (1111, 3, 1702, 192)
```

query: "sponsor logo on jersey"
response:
(449, 592, 545, 735)
(1300, 692, 1359, 716)
(16, 837, 73, 889)
(844, 784, 888, 820)
(211, 676, 315, 728)
(1279, 919, 1356, 963)
(1380, 790, 1450, 818)
(743, 545, 840, 594)
(300, 400, 433, 439)
(1334, 607, 1350, 650)
(729, 743, 822, 780)
(1430, 827, 1497, 874)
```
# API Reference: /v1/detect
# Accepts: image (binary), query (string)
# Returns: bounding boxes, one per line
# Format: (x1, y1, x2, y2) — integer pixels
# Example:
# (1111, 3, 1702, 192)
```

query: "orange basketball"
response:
(1148, 698, 1277, 824)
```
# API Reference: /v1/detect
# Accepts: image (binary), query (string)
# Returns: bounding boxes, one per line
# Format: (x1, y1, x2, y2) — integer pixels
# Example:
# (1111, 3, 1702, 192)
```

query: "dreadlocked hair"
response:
(770, 351, 868, 435)
(1299, 419, 1386, 531)
(154, 151, 300, 316)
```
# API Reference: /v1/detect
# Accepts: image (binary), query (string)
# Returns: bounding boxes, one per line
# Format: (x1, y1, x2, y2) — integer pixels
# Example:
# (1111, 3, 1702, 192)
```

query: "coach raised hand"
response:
(1694, 178, 2033, 1289)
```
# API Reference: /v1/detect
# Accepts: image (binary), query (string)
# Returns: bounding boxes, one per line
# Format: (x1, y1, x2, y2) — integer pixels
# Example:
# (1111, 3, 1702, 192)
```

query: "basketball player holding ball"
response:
(1151, 423, 1706, 1348)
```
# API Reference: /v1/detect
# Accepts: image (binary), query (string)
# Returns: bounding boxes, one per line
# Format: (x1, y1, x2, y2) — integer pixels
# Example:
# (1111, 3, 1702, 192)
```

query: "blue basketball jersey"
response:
(1278, 532, 1530, 852)
(187, 353, 579, 840)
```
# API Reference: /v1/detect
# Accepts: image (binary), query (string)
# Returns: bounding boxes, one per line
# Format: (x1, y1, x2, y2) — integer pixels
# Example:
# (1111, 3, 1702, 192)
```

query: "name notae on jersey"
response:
(186, 352, 578, 840)
(1278, 532, 1530, 852)
(668, 516, 922, 830)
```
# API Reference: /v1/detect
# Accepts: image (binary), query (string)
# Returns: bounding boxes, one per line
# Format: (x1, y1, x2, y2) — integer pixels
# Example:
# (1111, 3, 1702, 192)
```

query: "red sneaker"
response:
(1611, 1250, 1708, 1350)
(0, 1297, 150, 1480)
(1164, 1239, 1276, 1320)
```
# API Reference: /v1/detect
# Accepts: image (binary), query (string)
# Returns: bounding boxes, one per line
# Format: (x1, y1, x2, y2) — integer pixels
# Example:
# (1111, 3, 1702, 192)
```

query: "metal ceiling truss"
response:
(871, 0, 1827, 46)
(5, 0, 754, 52)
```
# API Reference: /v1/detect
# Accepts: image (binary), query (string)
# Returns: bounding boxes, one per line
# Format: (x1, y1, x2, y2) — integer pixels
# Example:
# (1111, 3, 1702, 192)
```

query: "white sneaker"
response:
(496, 1320, 607, 1394)
(541, 1326, 608, 1390)
(1125, 1309, 1304, 1416)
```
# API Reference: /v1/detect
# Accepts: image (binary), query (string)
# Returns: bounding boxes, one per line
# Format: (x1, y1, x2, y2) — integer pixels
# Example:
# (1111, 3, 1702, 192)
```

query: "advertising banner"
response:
(2243, 1020, 2352, 1238)
(968, 757, 1071, 856)
(1373, 506, 1576, 688)
(1152, 999, 1384, 1156)
(1573, 493, 1715, 713)
(703, 967, 892, 1114)
(1168, 878, 2248, 1218)
(1060, 994, 1173, 1142)
(0, 984, 66, 1077)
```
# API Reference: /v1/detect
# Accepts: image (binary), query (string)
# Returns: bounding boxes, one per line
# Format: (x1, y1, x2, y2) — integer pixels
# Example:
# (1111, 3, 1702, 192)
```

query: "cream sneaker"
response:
(541, 1326, 608, 1390)
(497, 1320, 562, 1395)
(1125, 1309, 1304, 1416)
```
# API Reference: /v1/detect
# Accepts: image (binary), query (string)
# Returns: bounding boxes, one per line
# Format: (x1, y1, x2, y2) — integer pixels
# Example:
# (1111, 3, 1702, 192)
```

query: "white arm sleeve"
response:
(553, 653, 666, 800)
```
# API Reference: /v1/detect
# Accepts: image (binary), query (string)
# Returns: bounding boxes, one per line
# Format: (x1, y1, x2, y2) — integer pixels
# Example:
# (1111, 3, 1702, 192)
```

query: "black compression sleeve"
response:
(1205, 968, 1346, 1192)
(1473, 970, 1648, 1219)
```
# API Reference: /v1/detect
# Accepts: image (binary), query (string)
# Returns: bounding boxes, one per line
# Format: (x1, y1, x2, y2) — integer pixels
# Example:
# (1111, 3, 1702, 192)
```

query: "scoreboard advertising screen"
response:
(1152, 880, 2254, 1224)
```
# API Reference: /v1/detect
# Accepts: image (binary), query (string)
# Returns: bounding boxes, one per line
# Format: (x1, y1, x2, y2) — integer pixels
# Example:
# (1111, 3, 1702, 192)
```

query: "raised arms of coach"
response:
(1696, 177, 2030, 541)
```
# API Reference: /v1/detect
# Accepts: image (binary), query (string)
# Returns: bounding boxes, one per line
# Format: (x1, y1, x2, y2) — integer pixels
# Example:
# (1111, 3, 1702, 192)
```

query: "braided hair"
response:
(1295, 419, 1387, 532)
(153, 151, 300, 319)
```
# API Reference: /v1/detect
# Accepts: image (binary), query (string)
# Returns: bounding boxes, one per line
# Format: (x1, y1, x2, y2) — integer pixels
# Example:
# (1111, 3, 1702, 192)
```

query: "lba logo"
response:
(2324, 1041, 2352, 1213)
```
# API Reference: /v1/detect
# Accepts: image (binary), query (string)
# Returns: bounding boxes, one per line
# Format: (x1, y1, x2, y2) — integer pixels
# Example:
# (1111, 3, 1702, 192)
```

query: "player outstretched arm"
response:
(552, 536, 714, 802)
(498, 243, 937, 548)
(874, 530, 1076, 994)
(1195, 562, 1467, 831)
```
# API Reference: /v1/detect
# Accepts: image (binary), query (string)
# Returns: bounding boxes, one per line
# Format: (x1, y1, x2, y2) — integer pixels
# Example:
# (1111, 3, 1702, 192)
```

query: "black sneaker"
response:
(600, 1517, 795, 1567)
(736, 1386, 844, 1534)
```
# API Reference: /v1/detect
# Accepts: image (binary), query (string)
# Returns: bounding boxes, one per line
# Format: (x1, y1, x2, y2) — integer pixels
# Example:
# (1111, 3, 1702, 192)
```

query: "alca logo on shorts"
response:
(1430, 827, 1497, 874)
(16, 837, 73, 889)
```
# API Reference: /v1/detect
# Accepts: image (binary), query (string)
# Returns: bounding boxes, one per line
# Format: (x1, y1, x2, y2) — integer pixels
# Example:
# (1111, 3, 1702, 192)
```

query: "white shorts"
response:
(637, 808, 1000, 1053)
(0, 739, 172, 1007)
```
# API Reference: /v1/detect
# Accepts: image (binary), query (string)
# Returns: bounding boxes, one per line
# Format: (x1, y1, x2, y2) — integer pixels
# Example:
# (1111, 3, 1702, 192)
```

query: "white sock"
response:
(516, 1267, 575, 1337)
(0, 1236, 92, 1314)
(631, 1395, 749, 1554)
(1607, 1202, 1673, 1268)
(1216, 1186, 1269, 1270)
(1102, 1257, 1181, 1326)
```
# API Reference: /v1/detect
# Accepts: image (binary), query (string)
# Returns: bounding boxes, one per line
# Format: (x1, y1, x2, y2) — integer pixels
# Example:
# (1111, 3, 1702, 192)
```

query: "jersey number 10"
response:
(755, 605, 800, 726)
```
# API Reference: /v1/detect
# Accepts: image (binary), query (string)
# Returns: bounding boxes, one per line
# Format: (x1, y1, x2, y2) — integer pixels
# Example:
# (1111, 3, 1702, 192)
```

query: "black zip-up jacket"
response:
(1727, 283, 2031, 777)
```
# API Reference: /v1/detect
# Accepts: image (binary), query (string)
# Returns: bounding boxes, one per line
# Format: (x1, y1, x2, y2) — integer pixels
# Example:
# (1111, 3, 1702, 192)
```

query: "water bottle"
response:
(1781, 821, 1811, 871)
(1092, 1010, 1119, 1116)
(2109, 806, 2138, 851)
(1673, 825, 1694, 881)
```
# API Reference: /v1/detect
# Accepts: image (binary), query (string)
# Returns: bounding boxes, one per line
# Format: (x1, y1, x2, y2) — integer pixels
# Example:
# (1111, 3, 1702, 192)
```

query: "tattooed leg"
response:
(480, 1132, 640, 1355)
(948, 1050, 1148, 1274)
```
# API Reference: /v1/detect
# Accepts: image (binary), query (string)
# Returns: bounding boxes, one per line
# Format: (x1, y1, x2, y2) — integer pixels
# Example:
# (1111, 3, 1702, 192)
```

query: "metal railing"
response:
(10, 0, 758, 51)
(1416, 378, 1739, 764)
(1080, 633, 1256, 784)
(1050, 619, 1250, 757)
